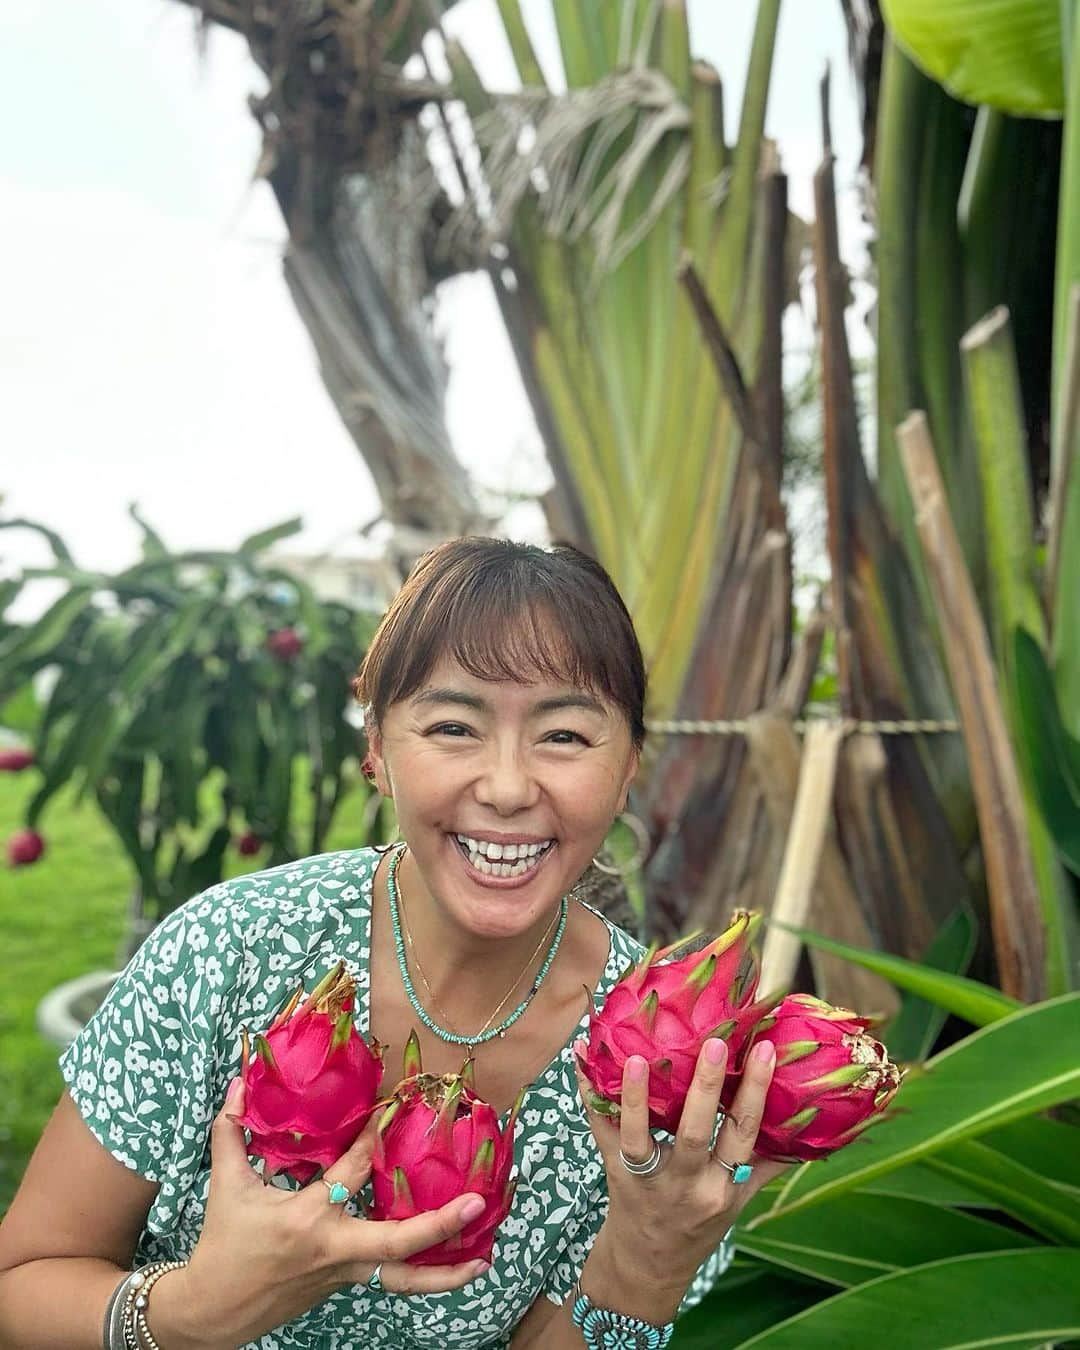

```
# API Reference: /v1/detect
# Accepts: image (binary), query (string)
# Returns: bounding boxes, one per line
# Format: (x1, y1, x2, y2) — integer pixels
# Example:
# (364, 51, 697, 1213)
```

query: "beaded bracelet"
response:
(120, 1260, 188, 1350)
(570, 1280, 674, 1350)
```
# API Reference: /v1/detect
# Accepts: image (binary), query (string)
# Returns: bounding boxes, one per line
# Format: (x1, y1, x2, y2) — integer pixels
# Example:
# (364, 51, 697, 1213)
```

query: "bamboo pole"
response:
(897, 411, 1046, 1001)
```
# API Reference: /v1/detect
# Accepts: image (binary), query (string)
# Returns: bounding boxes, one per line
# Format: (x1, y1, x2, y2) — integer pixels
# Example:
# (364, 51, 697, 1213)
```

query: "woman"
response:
(0, 538, 783, 1349)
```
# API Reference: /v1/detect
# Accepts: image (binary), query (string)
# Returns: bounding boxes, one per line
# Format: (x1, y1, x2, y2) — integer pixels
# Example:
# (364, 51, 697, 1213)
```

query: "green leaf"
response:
(127, 503, 168, 559)
(881, 0, 1065, 116)
(767, 920, 1021, 1028)
(1013, 625, 1080, 873)
(237, 517, 303, 558)
(860, 1160, 994, 1208)
(885, 905, 977, 1060)
(924, 1136, 1080, 1244)
(0, 588, 95, 670)
(743, 1193, 1037, 1288)
(733, 1248, 1080, 1348)
(671, 1266, 822, 1348)
(756, 993, 1080, 1223)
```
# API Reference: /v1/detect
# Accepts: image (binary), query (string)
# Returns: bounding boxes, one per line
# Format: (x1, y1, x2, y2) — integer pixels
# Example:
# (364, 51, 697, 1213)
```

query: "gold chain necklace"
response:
(397, 865, 562, 1041)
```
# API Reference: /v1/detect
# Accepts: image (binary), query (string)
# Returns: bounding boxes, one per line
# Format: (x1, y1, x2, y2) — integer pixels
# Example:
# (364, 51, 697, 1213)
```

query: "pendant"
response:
(498, 1029, 506, 1039)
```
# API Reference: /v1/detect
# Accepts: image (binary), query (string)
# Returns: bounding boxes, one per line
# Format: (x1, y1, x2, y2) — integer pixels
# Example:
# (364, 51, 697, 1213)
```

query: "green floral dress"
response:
(59, 847, 733, 1349)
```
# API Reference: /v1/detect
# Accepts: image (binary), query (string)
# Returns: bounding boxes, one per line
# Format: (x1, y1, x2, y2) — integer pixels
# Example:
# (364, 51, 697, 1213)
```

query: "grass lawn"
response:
(0, 761, 374, 1216)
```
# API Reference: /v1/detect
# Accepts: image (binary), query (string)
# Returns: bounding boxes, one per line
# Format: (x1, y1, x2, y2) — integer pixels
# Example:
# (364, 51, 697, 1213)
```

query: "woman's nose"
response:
(473, 745, 540, 814)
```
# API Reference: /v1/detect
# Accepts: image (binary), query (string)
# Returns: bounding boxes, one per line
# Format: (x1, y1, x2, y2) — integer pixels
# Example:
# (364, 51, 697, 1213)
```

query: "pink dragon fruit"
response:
(234, 960, 383, 1184)
(265, 627, 304, 663)
(7, 828, 45, 866)
(0, 747, 35, 772)
(370, 1033, 519, 1266)
(575, 911, 780, 1134)
(235, 830, 263, 857)
(728, 993, 903, 1161)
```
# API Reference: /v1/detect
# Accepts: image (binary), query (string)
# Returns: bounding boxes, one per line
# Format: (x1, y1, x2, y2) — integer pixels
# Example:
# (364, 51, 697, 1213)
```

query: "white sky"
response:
(1, 1, 861, 618)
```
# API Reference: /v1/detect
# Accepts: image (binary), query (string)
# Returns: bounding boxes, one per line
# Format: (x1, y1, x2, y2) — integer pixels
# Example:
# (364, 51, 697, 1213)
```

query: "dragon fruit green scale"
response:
(575, 910, 780, 1134)
(233, 960, 384, 1184)
(370, 1032, 519, 1267)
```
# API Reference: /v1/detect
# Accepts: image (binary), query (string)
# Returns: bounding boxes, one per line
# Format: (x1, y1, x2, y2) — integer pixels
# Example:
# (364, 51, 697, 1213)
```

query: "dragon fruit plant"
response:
(370, 1032, 520, 1266)
(726, 993, 903, 1161)
(234, 961, 384, 1184)
(575, 910, 781, 1133)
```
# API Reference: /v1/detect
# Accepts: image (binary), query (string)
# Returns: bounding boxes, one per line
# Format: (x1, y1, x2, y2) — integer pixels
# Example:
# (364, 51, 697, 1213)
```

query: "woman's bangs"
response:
(439, 591, 607, 698)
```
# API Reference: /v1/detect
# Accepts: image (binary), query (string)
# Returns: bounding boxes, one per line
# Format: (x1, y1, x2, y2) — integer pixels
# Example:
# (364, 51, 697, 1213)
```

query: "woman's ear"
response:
(364, 722, 392, 798)
(617, 744, 641, 813)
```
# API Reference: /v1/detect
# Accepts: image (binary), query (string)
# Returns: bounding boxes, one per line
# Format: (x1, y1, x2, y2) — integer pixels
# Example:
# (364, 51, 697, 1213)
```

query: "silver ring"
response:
(366, 1263, 384, 1293)
(715, 1157, 754, 1184)
(321, 1178, 351, 1205)
(619, 1139, 663, 1176)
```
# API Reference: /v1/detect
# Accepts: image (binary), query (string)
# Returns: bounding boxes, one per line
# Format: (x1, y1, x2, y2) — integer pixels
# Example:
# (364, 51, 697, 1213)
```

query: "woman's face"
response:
(366, 652, 640, 941)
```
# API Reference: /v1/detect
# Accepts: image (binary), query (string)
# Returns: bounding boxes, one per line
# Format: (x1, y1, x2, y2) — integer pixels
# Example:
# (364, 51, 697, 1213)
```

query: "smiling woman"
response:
(0, 537, 782, 1350)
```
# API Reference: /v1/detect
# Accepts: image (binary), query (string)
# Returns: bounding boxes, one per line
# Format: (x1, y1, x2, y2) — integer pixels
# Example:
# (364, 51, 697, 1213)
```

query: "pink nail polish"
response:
(705, 1038, 727, 1065)
(753, 1040, 775, 1065)
(461, 1196, 485, 1222)
(627, 1057, 646, 1082)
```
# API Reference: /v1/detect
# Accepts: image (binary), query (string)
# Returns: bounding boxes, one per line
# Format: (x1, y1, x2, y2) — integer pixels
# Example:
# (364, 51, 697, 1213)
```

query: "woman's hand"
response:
(151, 1077, 489, 1350)
(576, 1036, 787, 1291)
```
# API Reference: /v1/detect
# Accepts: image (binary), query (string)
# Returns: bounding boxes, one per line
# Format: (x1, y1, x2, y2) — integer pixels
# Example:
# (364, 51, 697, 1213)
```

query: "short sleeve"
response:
(58, 890, 238, 1233)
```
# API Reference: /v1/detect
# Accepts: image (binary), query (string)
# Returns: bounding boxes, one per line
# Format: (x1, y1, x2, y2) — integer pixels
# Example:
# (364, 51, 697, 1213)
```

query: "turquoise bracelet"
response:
(571, 1283, 674, 1349)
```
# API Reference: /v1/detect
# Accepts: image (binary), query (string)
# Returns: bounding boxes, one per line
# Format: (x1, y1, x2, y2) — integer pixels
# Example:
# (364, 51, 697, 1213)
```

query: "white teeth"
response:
(454, 834, 554, 876)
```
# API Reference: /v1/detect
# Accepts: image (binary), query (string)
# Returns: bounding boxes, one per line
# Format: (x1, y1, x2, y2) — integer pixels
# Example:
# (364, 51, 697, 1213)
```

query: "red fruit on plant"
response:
(265, 628, 304, 662)
(0, 748, 35, 772)
(729, 993, 903, 1162)
(575, 911, 779, 1134)
(233, 961, 383, 1184)
(7, 828, 45, 866)
(370, 1032, 520, 1266)
(235, 831, 263, 857)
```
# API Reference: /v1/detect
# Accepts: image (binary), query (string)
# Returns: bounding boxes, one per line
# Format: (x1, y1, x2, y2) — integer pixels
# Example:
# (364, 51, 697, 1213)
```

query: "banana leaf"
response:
(881, 0, 1065, 115)
(731, 1248, 1080, 1348)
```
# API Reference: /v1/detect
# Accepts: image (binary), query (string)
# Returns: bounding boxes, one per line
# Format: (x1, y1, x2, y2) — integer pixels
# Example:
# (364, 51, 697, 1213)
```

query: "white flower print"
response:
(57, 847, 733, 1349)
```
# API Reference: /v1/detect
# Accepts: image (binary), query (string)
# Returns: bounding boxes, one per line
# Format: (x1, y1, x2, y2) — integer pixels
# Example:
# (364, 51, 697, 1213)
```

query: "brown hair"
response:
(353, 537, 646, 748)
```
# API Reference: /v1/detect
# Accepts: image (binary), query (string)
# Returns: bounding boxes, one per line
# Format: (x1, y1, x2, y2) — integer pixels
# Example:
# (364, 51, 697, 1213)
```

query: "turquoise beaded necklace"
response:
(386, 843, 569, 1047)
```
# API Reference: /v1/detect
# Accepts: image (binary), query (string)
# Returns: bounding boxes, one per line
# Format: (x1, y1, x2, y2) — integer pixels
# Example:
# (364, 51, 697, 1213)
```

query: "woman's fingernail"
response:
(626, 1056, 647, 1082)
(573, 1039, 587, 1058)
(461, 1196, 485, 1222)
(705, 1038, 727, 1065)
(753, 1040, 776, 1065)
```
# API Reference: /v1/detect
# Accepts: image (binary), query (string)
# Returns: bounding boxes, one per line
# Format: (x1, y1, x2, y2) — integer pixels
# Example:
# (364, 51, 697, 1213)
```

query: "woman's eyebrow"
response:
(412, 688, 606, 716)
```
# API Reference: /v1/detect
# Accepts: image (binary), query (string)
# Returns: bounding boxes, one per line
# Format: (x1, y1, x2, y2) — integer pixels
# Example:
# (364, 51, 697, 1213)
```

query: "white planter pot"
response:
(36, 970, 118, 1050)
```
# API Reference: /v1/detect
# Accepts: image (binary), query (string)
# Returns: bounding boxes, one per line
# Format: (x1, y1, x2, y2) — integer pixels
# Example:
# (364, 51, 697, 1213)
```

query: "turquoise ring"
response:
(716, 1158, 754, 1184)
(322, 1178, 351, 1204)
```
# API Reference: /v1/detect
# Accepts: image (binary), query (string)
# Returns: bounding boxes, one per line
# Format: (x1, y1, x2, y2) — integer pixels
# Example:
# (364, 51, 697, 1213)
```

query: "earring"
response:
(592, 810, 650, 877)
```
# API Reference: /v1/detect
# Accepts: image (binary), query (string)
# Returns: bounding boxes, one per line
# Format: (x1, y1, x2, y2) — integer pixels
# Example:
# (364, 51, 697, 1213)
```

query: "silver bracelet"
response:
(120, 1260, 188, 1350)
(104, 1270, 140, 1350)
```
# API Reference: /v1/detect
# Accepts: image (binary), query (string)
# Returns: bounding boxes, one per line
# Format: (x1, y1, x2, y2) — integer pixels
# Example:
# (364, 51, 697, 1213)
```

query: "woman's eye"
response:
(429, 723, 471, 737)
(545, 730, 587, 745)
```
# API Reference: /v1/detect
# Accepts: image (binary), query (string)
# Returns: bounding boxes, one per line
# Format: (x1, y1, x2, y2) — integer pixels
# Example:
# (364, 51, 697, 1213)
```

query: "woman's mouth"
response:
(451, 833, 555, 882)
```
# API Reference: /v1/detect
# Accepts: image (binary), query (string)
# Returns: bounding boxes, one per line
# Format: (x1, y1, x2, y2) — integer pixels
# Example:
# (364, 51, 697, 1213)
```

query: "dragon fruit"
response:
(575, 910, 780, 1134)
(370, 1033, 519, 1266)
(265, 627, 304, 662)
(234, 960, 383, 1184)
(7, 828, 45, 866)
(235, 830, 263, 857)
(729, 993, 903, 1161)
(0, 748, 35, 772)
